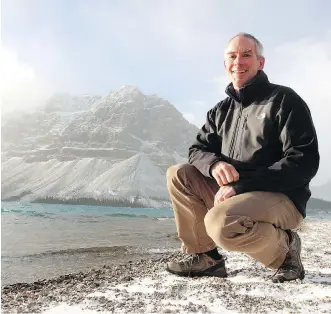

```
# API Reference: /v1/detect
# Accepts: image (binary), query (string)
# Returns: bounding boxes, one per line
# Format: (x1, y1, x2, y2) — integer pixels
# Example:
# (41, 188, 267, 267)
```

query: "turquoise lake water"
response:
(1, 201, 330, 285)
(1, 202, 178, 285)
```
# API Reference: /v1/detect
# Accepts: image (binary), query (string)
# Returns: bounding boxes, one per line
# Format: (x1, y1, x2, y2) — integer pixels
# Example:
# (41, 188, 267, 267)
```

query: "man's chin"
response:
(233, 76, 253, 89)
(232, 80, 248, 90)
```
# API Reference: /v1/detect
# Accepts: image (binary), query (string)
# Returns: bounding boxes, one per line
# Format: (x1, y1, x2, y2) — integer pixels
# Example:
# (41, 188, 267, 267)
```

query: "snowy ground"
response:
(2, 220, 331, 314)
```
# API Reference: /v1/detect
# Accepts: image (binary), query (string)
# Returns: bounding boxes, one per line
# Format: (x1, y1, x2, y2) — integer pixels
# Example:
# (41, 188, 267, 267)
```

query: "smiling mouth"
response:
(232, 70, 247, 73)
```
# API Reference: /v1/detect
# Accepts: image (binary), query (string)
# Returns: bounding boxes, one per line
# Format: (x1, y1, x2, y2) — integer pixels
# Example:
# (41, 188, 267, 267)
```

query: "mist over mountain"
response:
(1, 87, 198, 207)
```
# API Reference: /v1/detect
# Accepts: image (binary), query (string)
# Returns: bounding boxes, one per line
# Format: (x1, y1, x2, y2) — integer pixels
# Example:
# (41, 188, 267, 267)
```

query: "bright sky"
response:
(1, 0, 331, 185)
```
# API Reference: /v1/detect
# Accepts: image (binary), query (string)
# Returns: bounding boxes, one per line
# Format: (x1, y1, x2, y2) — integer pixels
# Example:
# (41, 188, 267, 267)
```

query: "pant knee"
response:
(166, 163, 197, 185)
(205, 209, 254, 251)
(205, 221, 234, 251)
(204, 209, 227, 244)
(166, 164, 181, 182)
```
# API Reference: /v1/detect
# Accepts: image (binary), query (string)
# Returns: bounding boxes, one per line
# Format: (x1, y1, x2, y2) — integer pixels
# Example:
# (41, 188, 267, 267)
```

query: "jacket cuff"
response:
(232, 181, 252, 195)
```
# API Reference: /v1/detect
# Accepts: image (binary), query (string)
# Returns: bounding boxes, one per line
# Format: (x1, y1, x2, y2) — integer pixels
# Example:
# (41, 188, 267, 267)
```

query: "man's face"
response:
(224, 36, 265, 90)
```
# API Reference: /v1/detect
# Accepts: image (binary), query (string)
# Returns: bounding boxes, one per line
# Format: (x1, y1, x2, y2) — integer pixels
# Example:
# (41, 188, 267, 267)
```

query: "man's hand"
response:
(214, 186, 236, 205)
(211, 161, 239, 186)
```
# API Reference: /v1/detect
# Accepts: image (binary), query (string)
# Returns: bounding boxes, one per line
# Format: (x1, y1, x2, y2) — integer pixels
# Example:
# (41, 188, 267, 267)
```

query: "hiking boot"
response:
(166, 253, 227, 278)
(272, 230, 305, 283)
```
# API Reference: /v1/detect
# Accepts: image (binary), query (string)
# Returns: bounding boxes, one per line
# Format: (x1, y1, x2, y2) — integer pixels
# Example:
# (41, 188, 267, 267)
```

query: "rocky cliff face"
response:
(1, 87, 199, 207)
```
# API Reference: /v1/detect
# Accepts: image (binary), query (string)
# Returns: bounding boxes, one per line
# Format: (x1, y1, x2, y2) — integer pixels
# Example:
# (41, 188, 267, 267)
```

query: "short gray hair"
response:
(229, 33, 264, 57)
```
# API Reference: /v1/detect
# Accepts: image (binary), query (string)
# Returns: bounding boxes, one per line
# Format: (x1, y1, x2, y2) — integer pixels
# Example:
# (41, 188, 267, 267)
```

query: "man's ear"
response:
(258, 56, 265, 70)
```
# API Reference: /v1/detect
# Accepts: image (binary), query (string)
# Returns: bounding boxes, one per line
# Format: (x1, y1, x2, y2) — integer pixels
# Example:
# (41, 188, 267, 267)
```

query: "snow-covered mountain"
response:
(1, 87, 199, 207)
(42, 93, 102, 113)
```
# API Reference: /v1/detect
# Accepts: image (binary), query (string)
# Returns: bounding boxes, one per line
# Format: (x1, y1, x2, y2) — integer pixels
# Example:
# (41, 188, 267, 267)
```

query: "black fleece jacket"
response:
(189, 71, 319, 217)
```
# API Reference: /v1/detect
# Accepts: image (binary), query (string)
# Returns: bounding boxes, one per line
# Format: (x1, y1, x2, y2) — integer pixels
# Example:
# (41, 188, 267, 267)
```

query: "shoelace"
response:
(179, 254, 201, 270)
(178, 253, 226, 271)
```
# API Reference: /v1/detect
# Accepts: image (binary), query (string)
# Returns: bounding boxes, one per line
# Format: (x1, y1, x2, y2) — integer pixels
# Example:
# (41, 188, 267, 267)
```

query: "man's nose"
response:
(234, 55, 243, 65)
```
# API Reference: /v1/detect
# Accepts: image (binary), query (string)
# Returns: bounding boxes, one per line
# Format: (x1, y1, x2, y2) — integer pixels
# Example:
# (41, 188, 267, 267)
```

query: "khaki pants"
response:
(166, 164, 303, 269)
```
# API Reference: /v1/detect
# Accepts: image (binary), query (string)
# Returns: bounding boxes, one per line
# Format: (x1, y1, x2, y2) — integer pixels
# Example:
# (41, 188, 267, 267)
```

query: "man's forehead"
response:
(225, 36, 256, 53)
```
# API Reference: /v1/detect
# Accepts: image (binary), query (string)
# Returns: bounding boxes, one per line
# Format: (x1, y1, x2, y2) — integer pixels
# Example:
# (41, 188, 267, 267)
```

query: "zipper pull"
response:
(243, 115, 248, 129)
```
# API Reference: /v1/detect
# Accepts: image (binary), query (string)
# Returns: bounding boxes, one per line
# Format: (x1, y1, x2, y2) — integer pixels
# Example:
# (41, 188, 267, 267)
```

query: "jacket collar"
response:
(225, 70, 270, 105)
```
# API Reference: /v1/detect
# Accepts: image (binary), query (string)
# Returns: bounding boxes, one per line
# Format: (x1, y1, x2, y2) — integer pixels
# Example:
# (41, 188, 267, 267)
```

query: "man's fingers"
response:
(225, 187, 236, 199)
(212, 162, 239, 185)
(225, 165, 239, 182)
(230, 167, 240, 181)
(223, 190, 232, 199)
(224, 167, 234, 183)
(215, 189, 222, 199)
(211, 168, 223, 186)
(214, 174, 223, 187)
(214, 192, 224, 205)
(219, 171, 228, 185)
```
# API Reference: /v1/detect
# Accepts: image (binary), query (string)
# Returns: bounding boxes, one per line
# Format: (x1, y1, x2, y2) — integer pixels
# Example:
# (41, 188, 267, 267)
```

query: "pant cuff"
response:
(267, 248, 288, 269)
(181, 243, 217, 254)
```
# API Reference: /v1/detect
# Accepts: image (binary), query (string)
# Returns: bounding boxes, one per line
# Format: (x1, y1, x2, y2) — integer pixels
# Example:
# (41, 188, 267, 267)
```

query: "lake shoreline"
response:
(2, 220, 331, 313)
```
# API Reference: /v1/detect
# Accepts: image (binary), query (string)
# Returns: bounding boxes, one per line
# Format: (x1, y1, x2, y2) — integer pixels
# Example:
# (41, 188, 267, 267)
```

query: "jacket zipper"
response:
(237, 115, 248, 159)
(229, 105, 243, 159)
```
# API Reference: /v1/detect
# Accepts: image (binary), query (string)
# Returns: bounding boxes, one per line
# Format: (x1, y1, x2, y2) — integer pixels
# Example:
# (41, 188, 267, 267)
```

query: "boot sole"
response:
(166, 264, 227, 278)
(272, 270, 305, 283)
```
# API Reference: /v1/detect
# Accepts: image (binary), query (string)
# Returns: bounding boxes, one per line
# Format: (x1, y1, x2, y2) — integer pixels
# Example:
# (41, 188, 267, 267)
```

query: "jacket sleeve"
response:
(188, 104, 223, 178)
(232, 91, 319, 194)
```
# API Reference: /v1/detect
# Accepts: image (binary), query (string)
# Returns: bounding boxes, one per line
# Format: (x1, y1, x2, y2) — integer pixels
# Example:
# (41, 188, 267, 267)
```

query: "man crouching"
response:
(166, 33, 319, 283)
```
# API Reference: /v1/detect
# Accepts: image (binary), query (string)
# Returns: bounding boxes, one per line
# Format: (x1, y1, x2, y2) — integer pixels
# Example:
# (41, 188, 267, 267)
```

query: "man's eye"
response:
(243, 53, 251, 57)
(229, 55, 236, 59)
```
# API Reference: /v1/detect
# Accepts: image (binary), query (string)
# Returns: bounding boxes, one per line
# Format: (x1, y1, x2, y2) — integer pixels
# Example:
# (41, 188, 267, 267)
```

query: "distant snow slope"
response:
(85, 153, 168, 199)
(1, 154, 170, 207)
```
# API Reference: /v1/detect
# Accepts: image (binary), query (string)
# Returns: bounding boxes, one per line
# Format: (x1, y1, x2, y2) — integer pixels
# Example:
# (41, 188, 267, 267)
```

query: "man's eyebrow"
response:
(226, 49, 253, 55)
